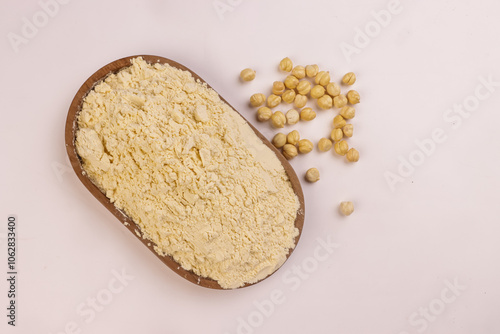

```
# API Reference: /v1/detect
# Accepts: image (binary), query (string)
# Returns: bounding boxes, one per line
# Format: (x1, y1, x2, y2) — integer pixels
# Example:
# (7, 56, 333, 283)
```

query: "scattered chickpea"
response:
(267, 94, 282, 108)
(298, 139, 314, 153)
(346, 148, 359, 162)
(339, 106, 355, 119)
(310, 85, 326, 99)
(333, 115, 346, 129)
(326, 82, 341, 97)
(279, 57, 293, 72)
(339, 201, 354, 216)
(250, 93, 266, 107)
(305, 64, 319, 78)
(271, 111, 286, 128)
(286, 109, 300, 125)
(333, 94, 348, 108)
(342, 72, 356, 85)
(272, 81, 286, 95)
(317, 95, 333, 110)
(300, 108, 316, 121)
(296, 80, 312, 95)
(240, 68, 256, 82)
(305, 168, 320, 183)
(256, 107, 272, 122)
(272, 133, 287, 148)
(284, 75, 299, 89)
(343, 124, 353, 137)
(282, 144, 298, 160)
(318, 138, 333, 152)
(315, 71, 331, 86)
(347, 90, 360, 104)
(331, 128, 343, 142)
(292, 66, 306, 79)
(294, 94, 308, 108)
(334, 140, 349, 156)
(287, 130, 300, 145)
(282, 89, 296, 104)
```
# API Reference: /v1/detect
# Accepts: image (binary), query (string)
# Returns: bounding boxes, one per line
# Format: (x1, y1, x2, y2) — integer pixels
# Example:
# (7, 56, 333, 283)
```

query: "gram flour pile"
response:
(75, 57, 299, 288)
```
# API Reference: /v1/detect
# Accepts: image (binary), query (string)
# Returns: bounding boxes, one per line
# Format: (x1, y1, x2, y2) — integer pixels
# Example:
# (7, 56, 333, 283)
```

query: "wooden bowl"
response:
(65, 55, 305, 289)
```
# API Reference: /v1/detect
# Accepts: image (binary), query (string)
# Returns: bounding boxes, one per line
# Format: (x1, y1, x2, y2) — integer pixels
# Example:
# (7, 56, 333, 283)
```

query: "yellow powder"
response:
(75, 57, 299, 289)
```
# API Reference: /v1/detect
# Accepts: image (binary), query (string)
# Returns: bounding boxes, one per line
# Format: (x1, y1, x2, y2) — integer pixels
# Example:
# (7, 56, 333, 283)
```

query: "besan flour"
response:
(75, 57, 299, 288)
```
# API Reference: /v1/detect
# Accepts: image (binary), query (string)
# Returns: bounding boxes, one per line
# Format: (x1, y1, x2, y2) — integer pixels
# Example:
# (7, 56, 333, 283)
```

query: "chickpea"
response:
(282, 144, 298, 160)
(315, 71, 330, 86)
(296, 80, 311, 95)
(272, 133, 287, 148)
(272, 81, 286, 95)
(279, 57, 293, 72)
(271, 111, 286, 128)
(240, 68, 256, 82)
(339, 106, 355, 119)
(342, 72, 356, 85)
(346, 148, 359, 162)
(286, 109, 300, 125)
(292, 66, 306, 79)
(347, 90, 360, 104)
(294, 94, 308, 108)
(331, 128, 343, 142)
(310, 85, 325, 99)
(318, 138, 333, 152)
(305, 168, 320, 183)
(305, 64, 319, 78)
(287, 130, 300, 145)
(334, 140, 349, 156)
(317, 95, 333, 110)
(343, 124, 353, 137)
(300, 108, 316, 121)
(267, 94, 282, 108)
(333, 115, 346, 129)
(298, 139, 313, 153)
(282, 89, 296, 104)
(339, 201, 354, 216)
(284, 75, 299, 89)
(326, 82, 341, 97)
(256, 107, 272, 122)
(333, 94, 348, 108)
(250, 93, 266, 107)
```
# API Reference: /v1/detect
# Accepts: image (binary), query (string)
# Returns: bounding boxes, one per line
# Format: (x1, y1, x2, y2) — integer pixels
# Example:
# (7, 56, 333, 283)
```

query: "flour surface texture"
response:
(76, 57, 299, 288)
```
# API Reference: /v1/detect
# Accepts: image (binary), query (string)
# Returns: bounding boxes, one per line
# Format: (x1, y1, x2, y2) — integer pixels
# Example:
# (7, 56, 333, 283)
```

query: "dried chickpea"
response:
(294, 94, 308, 108)
(333, 115, 346, 128)
(343, 124, 353, 137)
(334, 140, 349, 156)
(284, 75, 299, 89)
(342, 72, 356, 85)
(300, 108, 316, 121)
(296, 80, 311, 95)
(240, 68, 256, 82)
(339, 106, 355, 119)
(305, 64, 319, 78)
(298, 139, 313, 153)
(267, 94, 282, 108)
(250, 93, 266, 107)
(347, 90, 360, 104)
(305, 168, 320, 183)
(256, 107, 272, 122)
(317, 95, 333, 110)
(282, 89, 296, 104)
(279, 57, 293, 72)
(287, 130, 300, 145)
(292, 66, 306, 79)
(272, 81, 286, 95)
(315, 71, 330, 86)
(346, 148, 359, 162)
(333, 94, 348, 108)
(286, 109, 300, 125)
(326, 82, 341, 97)
(331, 128, 343, 142)
(318, 138, 333, 152)
(310, 85, 325, 99)
(339, 201, 354, 216)
(272, 133, 286, 148)
(271, 111, 286, 128)
(282, 144, 298, 160)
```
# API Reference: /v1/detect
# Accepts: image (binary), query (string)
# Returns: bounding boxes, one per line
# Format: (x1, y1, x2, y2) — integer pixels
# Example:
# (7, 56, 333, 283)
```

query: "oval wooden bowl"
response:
(65, 55, 305, 289)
